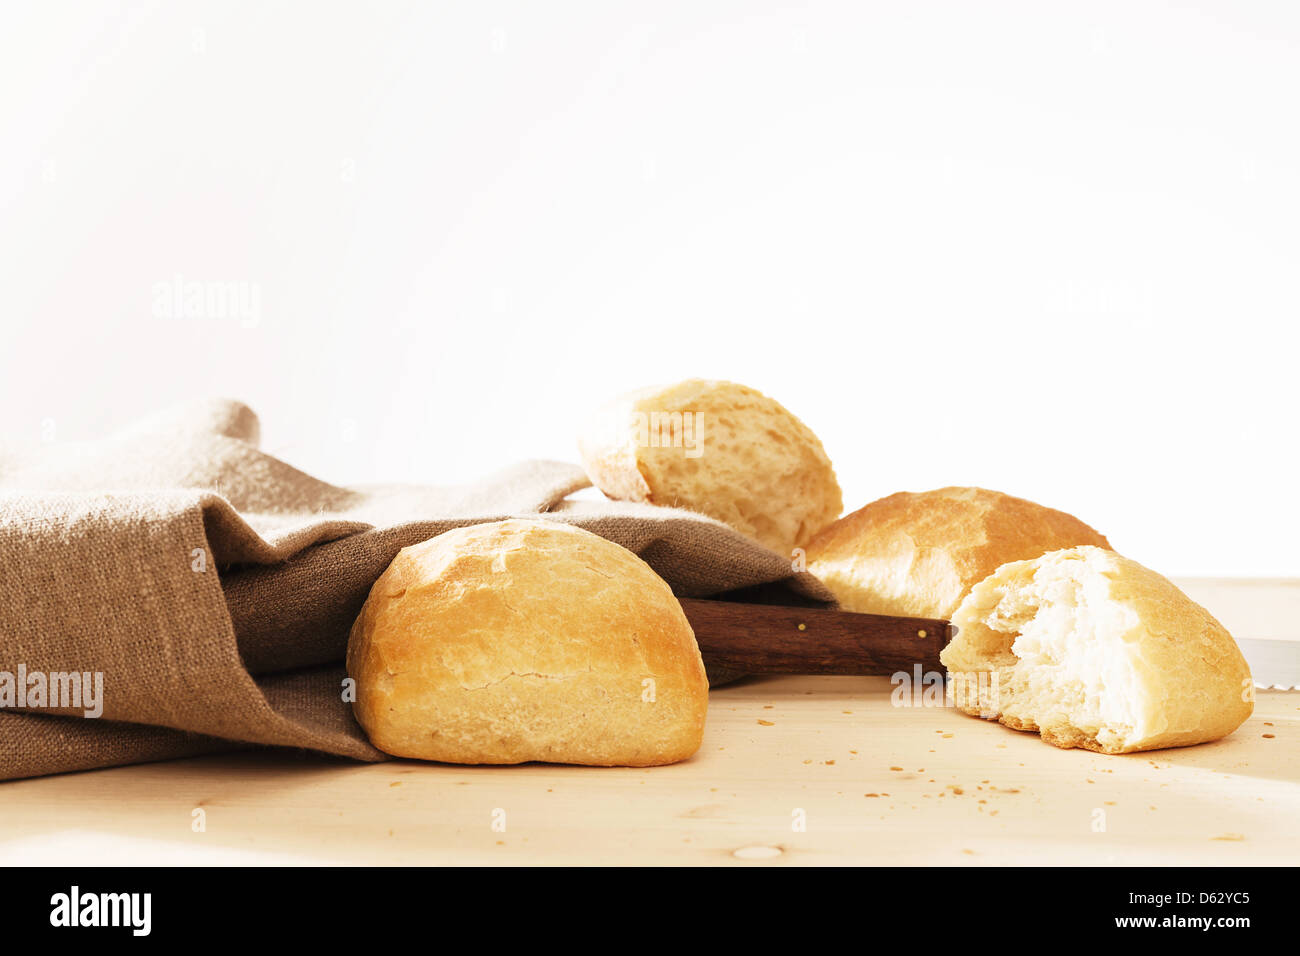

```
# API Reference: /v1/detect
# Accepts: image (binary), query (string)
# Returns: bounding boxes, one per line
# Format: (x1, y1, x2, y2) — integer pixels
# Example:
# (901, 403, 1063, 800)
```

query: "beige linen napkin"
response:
(0, 399, 830, 780)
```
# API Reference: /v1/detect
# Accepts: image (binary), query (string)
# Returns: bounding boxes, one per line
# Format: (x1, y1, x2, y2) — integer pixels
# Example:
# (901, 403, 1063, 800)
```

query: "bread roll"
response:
(346, 519, 708, 767)
(941, 547, 1254, 753)
(806, 487, 1110, 620)
(578, 379, 842, 555)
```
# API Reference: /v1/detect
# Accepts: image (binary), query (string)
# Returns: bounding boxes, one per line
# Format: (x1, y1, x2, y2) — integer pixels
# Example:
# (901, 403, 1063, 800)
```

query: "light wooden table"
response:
(1, 581, 1296, 866)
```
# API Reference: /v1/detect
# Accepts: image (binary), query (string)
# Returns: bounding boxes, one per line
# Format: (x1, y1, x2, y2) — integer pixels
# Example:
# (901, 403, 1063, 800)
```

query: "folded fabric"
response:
(0, 399, 830, 780)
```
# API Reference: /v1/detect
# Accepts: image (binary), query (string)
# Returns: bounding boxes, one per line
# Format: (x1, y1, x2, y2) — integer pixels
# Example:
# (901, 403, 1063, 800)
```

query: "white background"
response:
(1, 1, 1296, 576)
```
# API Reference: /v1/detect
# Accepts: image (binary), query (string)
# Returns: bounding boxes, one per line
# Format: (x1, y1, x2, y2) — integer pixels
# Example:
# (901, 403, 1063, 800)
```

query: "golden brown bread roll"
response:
(941, 546, 1254, 753)
(346, 519, 708, 767)
(577, 378, 842, 556)
(805, 486, 1110, 620)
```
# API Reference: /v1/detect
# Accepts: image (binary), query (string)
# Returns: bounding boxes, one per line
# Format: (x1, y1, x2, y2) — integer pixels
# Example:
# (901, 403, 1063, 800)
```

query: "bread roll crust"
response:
(578, 379, 842, 555)
(942, 546, 1254, 754)
(806, 486, 1111, 620)
(347, 519, 709, 767)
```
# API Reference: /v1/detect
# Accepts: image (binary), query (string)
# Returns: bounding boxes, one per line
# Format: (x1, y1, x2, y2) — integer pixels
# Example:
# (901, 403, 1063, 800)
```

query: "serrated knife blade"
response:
(1239, 638, 1300, 690)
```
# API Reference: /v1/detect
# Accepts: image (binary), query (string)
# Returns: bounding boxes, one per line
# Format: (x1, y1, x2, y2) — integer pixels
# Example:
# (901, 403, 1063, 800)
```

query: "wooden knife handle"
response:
(679, 598, 950, 676)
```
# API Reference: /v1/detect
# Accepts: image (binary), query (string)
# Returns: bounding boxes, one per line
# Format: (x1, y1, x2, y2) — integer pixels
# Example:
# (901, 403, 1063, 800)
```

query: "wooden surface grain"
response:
(0, 579, 1295, 866)
(0, 679, 1293, 866)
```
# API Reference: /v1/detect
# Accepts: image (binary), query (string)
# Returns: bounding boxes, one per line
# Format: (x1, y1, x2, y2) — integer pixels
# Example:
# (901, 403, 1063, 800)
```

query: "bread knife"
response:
(1238, 638, 1300, 690)
(679, 598, 952, 676)
(681, 599, 1300, 689)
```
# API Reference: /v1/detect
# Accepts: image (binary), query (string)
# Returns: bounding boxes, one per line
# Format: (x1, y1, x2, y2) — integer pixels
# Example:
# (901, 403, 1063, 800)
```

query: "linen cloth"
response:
(0, 400, 830, 780)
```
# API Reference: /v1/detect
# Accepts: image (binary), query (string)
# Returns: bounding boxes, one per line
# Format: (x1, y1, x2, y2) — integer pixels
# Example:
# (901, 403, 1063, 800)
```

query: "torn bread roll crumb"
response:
(347, 519, 708, 767)
(577, 378, 842, 555)
(941, 546, 1253, 754)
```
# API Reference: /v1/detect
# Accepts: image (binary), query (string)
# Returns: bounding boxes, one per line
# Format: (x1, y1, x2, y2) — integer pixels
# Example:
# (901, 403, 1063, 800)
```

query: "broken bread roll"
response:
(941, 546, 1253, 754)
(577, 378, 842, 555)
(806, 487, 1110, 620)
(347, 519, 709, 767)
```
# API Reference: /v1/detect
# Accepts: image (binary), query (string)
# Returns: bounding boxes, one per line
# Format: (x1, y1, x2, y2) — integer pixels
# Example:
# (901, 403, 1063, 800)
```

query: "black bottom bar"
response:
(0, 865, 1284, 942)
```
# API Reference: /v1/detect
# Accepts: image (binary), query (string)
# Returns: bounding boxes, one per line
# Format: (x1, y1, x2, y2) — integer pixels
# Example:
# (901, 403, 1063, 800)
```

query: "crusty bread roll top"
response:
(347, 519, 709, 767)
(578, 378, 842, 556)
(807, 486, 1111, 620)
